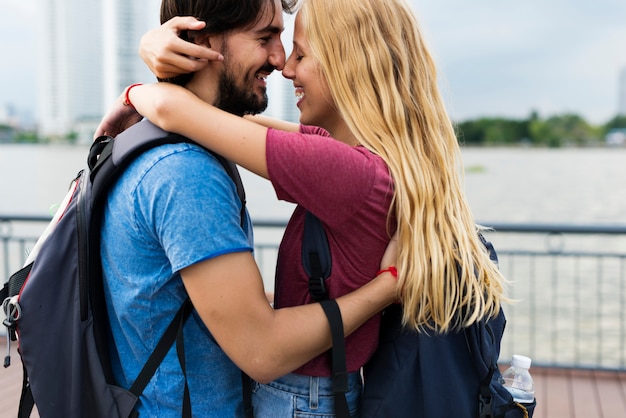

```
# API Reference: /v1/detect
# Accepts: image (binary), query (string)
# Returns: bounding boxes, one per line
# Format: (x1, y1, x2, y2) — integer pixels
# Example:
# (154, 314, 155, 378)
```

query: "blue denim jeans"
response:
(251, 372, 362, 417)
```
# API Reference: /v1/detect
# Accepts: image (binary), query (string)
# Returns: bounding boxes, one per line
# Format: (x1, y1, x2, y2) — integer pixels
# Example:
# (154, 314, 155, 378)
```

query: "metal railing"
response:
(479, 223, 626, 371)
(2, 215, 626, 371)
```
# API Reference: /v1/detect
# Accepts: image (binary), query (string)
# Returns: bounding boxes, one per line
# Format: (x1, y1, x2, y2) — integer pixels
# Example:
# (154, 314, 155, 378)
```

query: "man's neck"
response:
(185, 70, 220, 109)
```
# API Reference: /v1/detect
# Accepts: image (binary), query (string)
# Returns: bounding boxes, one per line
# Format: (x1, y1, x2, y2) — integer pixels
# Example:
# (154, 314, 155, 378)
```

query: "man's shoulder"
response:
(138, 140, 215, 163)
(127, 141, 225, 178)
(110, 141, 230, 205)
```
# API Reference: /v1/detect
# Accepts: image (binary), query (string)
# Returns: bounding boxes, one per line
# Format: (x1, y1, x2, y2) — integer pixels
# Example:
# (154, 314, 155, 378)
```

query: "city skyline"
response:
(1, 0, 625, 127)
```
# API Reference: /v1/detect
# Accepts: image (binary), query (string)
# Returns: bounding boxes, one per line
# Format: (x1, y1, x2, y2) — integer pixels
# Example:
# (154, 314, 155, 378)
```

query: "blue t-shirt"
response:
(101, 142, 253, 417)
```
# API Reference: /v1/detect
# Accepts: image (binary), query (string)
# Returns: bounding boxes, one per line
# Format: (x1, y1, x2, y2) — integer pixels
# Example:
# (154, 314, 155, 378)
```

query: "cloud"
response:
(1, 0, 625, 125)
(411, 0, 626, 123)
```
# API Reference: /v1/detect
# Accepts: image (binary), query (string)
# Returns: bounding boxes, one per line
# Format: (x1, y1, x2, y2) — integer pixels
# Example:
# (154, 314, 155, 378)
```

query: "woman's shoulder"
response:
(299, 124, 330, 136)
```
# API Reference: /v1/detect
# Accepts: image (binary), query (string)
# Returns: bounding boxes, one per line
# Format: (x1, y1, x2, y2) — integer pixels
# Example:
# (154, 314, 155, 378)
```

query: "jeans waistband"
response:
(265, 371, 362, 396)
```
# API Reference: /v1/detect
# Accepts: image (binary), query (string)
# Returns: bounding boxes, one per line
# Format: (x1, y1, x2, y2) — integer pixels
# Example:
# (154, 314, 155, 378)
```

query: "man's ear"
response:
(197, 33, 212, 48)
(186, 31, 212, 48)
(194, 32, 226, 51)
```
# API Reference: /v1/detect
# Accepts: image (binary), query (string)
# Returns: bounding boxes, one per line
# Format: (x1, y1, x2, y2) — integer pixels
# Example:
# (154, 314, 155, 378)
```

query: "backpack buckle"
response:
(2, 296, 20, 336)
(479, 393, 493, 418)
(3, 296, 21, 368)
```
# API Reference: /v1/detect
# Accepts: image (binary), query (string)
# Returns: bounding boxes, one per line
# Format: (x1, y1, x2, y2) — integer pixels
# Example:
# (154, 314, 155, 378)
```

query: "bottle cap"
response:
(511, 354, 532, 369)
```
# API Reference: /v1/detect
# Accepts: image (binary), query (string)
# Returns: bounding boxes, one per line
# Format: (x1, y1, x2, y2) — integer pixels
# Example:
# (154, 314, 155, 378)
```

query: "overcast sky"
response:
(1, 0, 625, 124)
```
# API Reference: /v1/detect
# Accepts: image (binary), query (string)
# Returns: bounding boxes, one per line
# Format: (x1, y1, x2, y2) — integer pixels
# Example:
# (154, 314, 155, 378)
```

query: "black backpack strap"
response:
(319, 299, 351, 418)
(17, 361, 34, 418)
(302, 211, 332, 301)
(241, 371, 254, 418)
(129, 298, 193, 410)
(176, 302, 192, 418)
(210, 153, 253, 418)
(478, 366, 496, 418)
(2, 262, 32, 303)
(212, 154, 247, 225)
(302, 212, 350, 417)
(468, 233, 504, 418)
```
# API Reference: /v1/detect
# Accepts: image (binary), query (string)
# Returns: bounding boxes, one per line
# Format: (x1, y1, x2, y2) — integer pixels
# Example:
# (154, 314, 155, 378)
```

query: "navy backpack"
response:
(302, 213, 536, 418)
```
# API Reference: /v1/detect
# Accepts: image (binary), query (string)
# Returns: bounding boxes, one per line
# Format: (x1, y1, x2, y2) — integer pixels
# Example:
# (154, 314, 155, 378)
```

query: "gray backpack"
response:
(2, 120, 246, 417)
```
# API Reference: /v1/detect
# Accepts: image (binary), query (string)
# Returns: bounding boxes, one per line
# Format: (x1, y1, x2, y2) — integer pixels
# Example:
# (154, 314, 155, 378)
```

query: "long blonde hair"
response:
(300, 0, 507, 333)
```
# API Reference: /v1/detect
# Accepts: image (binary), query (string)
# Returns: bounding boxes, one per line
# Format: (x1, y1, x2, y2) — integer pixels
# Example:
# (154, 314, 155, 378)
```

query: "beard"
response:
(214, 53, 271, 117)
(214, 44, 276, 116)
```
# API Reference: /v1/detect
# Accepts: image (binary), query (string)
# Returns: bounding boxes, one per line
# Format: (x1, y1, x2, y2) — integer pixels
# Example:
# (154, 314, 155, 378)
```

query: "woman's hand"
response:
(140, 16, 224, 79)
(93, 92, 143, 139)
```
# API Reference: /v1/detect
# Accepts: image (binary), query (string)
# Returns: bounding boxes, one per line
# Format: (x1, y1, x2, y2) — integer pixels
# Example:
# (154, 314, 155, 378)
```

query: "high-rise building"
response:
(38, 0, 159, 140)
(37, 0, 299, 141)
(619, 67, 626, 116)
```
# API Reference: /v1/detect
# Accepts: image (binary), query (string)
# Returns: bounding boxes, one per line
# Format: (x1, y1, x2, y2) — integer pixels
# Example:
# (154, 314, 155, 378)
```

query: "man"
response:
(97, 0, 397, 416)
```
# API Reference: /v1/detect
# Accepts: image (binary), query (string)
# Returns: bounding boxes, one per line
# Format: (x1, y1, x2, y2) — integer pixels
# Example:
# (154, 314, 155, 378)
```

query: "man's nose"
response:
(268, 41, 286, 71)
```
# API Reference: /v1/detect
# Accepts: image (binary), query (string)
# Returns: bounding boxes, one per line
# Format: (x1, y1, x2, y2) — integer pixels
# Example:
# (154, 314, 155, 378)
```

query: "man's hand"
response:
(140, 16, 224, 79)
(93, 93, 142, 139)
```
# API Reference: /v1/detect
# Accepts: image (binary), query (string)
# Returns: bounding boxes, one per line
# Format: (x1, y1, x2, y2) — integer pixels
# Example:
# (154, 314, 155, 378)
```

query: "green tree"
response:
(14, 131, 40, 143)
(528, 113, 598, 147)
(65, 131, 79, 144)
(603, 114, 626, 133)
(0, 124, 13, 142)
(456, 117, 529, 145)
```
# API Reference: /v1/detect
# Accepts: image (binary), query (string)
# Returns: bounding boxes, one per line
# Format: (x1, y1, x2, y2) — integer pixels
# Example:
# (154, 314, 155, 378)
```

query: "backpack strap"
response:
(302, 212, 351, 418)
(319, 299, 351, 418)
(478, 365, 496, 418)
(466, 233, 505, 418)
(218, 160, 253, 418)
(129, 298, 193, 400)
(302, 211, 332, 300)
(17, 360, 34, 418)
(207, 149, 253, 418)
(191, 143, 252, 418)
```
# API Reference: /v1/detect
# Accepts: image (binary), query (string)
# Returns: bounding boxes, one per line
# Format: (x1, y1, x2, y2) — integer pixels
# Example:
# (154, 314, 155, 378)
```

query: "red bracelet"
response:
(123, 83, 143, 109)
(376, 266, 398, 279)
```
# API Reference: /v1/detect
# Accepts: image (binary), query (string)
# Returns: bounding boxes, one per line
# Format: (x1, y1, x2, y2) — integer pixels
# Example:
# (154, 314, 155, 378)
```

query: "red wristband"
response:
(123, 83, 143, 109)
(376, 266, 398, 279)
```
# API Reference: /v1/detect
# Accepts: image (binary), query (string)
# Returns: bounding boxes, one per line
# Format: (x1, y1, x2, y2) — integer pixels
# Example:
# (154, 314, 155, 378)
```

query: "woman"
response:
(98, 0, 508, 416)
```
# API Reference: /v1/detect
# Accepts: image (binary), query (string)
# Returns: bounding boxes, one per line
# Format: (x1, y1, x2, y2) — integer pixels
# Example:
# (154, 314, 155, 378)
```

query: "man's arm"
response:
(181, 251, 397, 383)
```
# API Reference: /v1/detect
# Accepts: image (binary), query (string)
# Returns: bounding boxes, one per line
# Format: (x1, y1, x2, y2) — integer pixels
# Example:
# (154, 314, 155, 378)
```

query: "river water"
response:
(2, 144, 626, 225)
(2, 144, 625, 367)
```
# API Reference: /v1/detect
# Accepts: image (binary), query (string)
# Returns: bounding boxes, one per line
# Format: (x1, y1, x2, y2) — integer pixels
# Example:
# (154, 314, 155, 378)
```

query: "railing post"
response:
(0, 219, 13, 281)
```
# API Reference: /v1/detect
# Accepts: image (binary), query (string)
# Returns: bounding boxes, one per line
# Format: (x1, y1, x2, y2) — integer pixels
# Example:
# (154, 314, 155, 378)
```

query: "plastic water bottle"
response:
(501, 354, 535, 403)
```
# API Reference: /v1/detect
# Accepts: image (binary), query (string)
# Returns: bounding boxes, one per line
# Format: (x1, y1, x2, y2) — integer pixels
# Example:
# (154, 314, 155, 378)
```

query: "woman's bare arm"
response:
(244, 114, 300, 132)
(129, 82, 273, 178)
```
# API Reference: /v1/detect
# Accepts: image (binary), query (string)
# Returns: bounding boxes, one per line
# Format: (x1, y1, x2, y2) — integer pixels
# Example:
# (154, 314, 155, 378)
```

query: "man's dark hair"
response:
(160, 0, 297, 86)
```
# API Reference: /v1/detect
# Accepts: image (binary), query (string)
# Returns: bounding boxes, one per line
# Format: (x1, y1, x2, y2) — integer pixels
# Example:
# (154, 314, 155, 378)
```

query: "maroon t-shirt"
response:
(266, 125, 395, 376)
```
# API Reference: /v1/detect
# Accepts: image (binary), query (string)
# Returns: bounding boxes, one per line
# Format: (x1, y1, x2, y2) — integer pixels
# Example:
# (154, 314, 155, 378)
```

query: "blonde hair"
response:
(300, 0, 507, 332)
